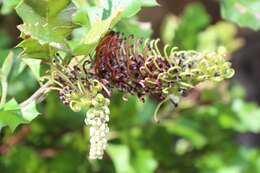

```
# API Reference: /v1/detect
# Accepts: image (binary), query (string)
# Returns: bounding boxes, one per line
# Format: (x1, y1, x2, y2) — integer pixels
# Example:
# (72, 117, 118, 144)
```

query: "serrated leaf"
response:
(15, 0, 76, 44)
(70, 0, 154, 55)
(0, 111, 28, 132)
(2, 98, 20, 111)
(107, 144, 135, 173)
(0, 99, 28, 132)
(221, 0, 260, 30)
(0, 98, 40, 131)
(17, 38, 53, 60)
(70, 10, 122, 55)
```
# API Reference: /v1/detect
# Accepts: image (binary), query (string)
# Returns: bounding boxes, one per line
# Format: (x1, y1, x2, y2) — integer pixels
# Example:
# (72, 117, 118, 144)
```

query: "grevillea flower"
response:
(51, 31, 234, 159)
(93, 31, 234, 101)
(51, 58, 110, 159)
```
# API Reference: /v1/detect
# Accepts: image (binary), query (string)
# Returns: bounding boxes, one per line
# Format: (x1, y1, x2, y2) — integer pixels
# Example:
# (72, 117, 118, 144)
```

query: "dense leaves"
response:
(70, 0, 157, 55)
(15, 0, 158, 58)
(1, 0, 260, 172)
(16, 0, 75, 44)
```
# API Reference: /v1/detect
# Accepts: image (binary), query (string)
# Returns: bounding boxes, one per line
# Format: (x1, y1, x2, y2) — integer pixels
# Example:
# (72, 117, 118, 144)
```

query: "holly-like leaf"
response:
(17, 38, 54, 61)
(15, 0, 76, 44)
(221, 0, 260, 30)
(69, 10, 122, 55)
(0, 111, 27, 132)
(70, 0, 158, 55)
(0, 98, 40, 132)
(0, 99, 27, 132)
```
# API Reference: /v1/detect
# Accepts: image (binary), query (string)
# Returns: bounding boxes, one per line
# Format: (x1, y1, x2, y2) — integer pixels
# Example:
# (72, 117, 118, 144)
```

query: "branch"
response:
(19, 81, 52, 108)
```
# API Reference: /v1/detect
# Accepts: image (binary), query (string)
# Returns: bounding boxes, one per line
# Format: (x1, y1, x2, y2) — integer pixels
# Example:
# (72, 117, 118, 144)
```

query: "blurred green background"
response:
(1, 0, 260, 173)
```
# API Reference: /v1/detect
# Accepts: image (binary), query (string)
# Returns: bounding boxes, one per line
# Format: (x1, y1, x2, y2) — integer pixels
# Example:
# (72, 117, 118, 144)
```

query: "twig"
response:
(19, 81, 52, 108)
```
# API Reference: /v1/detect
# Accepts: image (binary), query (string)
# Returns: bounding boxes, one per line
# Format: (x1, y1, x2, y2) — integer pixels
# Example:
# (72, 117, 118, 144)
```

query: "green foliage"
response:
(17, 36, 56, 61)
(69, 0, 157, 55)
(107, 144, 157, 173)
(0, 0, 22, 14)
(1, 1, 260, 173)
(161, 3, 243, 54)
(197, 22, 243, 52)
(107, 144, 135, 173)
(161, 3, 210, 49)
(21, 58, 41, 80)
(14, 0, 158, 59)
(220, 0, 260, 30)
(16, 0, 75, 44)
(0, 98, 40, 132)
(0, 0, 158, 132)
(0, 99, 27, 131)
(0, 51, 40, 131)
(115, 18, 152, 38)
(232, 99, 260, 133)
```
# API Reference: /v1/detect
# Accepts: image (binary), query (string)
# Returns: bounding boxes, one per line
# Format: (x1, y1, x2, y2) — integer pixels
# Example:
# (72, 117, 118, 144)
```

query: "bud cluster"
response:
(85, 94, 110, 159)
